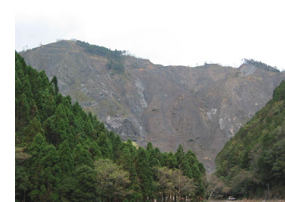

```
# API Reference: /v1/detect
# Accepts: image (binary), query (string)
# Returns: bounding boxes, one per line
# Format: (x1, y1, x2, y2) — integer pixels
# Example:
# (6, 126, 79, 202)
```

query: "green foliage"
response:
(272, 80, 285, 102)
(15, 51, 206, 201)
(156, 166, 196, 201)
(60, 165, 99, 202)
(94, 159, 131, 201)
(215, 80, 285, 198)
(73, 143, 93, 168)
(76, 40, 126, 74)
(135, 147, 155, 200)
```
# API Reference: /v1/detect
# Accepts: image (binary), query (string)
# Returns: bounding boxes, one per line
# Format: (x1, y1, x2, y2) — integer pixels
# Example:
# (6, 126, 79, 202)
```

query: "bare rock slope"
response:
(21, 40, 285, 172)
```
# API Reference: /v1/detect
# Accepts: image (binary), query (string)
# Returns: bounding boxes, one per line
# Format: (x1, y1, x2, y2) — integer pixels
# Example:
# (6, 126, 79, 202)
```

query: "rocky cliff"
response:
(21, 40, 285, 172)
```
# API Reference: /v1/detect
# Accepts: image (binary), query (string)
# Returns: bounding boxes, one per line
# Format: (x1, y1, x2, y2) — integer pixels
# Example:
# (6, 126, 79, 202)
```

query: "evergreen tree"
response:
(61, 165, 99, 202)
(96, 132, 113, 158)
(15, 162, 30, 202)
(23, 117, 44, 143)
(73, 143, 93, 168)
(89, 141, 102, 160)
(164, 151, 178, 169)
(118, 142, 142, 201)
(135, 147, 154, 200)
(58, 140, 74, 176)
(37, 145, 61, 201)
(51, 76, 59, 95)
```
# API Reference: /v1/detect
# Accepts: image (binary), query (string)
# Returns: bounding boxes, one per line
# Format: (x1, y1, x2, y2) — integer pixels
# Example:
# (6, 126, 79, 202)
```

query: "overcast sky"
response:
(15, 0, 285, 70)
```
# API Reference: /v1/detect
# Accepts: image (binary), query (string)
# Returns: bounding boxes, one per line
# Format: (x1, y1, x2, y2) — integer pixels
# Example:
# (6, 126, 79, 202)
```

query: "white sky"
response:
(15, 0, 285, 70)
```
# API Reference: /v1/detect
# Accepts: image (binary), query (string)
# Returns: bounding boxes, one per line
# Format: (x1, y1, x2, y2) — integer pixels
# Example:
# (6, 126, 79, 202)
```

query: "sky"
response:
(15, 0, 285, 70)
(6, 0, 285, 197)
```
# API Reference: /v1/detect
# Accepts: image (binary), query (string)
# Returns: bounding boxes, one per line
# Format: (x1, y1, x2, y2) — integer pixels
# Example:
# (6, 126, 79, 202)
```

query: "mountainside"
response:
(15, 52, 206, 201)
(215, 80, 285, 198)
(21, 40, 285, 171)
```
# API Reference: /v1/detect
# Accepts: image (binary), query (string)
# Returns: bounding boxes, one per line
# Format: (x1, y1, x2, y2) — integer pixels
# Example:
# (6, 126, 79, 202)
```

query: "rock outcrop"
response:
(21, 40, 285, 172)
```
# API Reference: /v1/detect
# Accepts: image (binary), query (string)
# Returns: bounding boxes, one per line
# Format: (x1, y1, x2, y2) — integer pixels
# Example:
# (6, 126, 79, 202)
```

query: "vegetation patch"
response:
(215, 80, 285, 199)
(76, 40, 126, 74)
(243, 58, 280, 72)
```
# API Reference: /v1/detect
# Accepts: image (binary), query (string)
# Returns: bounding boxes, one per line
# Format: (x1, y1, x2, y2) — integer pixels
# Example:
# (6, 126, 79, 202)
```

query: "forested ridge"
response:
(214, 80, 285, 198)
(15, 51, 206, 202)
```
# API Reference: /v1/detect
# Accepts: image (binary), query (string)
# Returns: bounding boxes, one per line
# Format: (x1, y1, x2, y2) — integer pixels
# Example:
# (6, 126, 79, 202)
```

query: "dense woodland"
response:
(214, 80, 285, 198)
(15, 51, 206, 202)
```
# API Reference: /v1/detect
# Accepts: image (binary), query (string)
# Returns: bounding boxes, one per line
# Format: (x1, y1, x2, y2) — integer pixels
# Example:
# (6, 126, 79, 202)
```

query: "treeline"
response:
(214, 80, 285, 198)
(15, 51, 206, 202)
(243, 58, 280, 73)
(76, 40, 126, 74)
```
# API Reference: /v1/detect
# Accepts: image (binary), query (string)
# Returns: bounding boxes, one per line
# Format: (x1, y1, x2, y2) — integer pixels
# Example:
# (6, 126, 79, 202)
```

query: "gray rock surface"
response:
(21, 40, 285, 172)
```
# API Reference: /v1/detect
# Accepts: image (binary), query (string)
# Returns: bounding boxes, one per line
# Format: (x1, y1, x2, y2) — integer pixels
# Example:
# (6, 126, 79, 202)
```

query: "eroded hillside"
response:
(21, 40, 285, 171)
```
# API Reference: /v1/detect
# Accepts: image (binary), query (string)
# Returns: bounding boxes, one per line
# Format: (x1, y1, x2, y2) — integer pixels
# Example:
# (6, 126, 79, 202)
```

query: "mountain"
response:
(15, 51, 205, 201)
(21, 40, 285, 172)
(215, 80, 285, 198)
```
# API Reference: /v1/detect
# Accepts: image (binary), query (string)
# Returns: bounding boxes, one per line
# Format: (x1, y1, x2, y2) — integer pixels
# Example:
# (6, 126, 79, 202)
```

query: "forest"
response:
(15, 51, 206, 202)
(214, 80, 285, 198)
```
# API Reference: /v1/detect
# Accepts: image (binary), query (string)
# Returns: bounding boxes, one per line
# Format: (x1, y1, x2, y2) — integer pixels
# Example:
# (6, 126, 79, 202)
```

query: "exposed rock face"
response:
(21, 40, 285, 172)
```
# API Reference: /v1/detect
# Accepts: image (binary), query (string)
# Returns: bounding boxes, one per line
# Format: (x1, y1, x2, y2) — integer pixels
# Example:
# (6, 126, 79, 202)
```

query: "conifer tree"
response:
(27, 133, 48, 201)
(89, 141, 102, 160)
(135, 147, 154, 200)
(23, 117, 44, 143)
(73, 143, 93, 168)
(51, 76, 59, 95)
(62, 165, 99, 202)
(118, 143, 142, 201)
(22, 75, 33, 100)
(15, 161, 30, 202)
(58, 140, 74, 176)
(96, 132, 113, 158)
(17, 93, 30, 129)
(175, 145, 193, 178)
(164, 151, 178, 169)
(37, 144, 61, 201)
